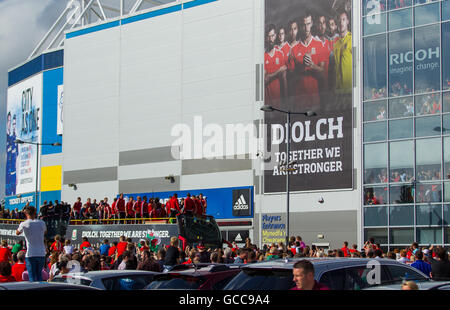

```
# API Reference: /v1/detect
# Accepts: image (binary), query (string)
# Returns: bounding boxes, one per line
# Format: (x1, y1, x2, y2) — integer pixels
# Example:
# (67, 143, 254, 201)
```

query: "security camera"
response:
(318, 197, 324, 204)
(68, 184, 78, 190)
(165, 175, 175, 183)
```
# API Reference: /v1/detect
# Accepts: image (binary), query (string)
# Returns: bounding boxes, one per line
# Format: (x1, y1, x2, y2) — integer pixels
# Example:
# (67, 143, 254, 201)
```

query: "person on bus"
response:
(183, 194, 195, 215)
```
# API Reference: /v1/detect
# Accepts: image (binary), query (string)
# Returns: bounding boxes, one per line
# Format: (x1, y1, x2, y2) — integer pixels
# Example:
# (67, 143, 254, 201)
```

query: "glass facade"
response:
(362, 0, 450, 249)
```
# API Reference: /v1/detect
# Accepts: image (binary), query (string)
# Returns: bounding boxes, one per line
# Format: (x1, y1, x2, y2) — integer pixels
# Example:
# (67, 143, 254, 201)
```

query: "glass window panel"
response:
(415, 116, 441, 137)
(389, 30, 413, 97)
(416, 138, 442, 181)
(415, 25, 441, 94)
(443, 23, 450, 91)
(445, 138, 450, 180)
(364, 0, 387, 15)
(389, 0, 412, 10)
(364, 228, 388, 245)
(416, 183, 442, 203)
(443, 115, 450, 136)
(417, 228, 443, 244)
(390, 140, 414, 182)
(444, 0, 450, 21)
(445, 205, 450, 225)
(364, 207, 388, 226)
(364, 35, 387, 100)
(364, 122, 387, 142)
(390, 205, 414, 226)
(389, 8, 412, 31)
(415, 93, 441, 116)
(364, 100, 388, 121)
(444, 92, 450, 112)
(364, 13, 386, 36)
(389, 97, 414, 118)
(364, 143, 388, 184)
(446, 228, 450, 244)
(389, 118, 414, 140)
(414, 2, 440, 26)
(417, 205, 443, 226)
(444, 183, 450, 202)
(364, 186, 388, 205)
(390, 185, 414, 204)
(390, 228, 414, 244)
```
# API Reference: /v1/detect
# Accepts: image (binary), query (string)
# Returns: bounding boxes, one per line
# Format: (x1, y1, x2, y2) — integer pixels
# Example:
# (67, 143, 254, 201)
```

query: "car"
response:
(145, 264, 242, 290)
(364, 281, 450, 290)
(51, 270, 159, 290)
(223, 258, 431, 290)
(0, 281, 102, 290)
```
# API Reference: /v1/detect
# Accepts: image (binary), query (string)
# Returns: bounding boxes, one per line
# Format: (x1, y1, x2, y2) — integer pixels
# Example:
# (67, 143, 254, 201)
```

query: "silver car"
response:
(0, 282, 101, 290)
(51, 270, 159, 290)
(223, 258, 431, 290)
(364, 281, 450, 290)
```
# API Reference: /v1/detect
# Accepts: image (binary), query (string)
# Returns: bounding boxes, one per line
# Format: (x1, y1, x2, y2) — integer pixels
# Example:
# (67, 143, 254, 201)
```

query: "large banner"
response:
(6, 74, 43, 196)
(264, 0, 353, 192)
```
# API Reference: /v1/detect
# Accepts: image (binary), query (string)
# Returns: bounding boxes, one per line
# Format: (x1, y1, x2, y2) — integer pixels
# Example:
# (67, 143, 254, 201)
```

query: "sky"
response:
(0, 0, 67, 201)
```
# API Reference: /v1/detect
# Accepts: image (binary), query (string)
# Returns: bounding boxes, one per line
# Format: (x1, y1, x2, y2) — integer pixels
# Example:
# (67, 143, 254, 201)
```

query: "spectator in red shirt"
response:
(80, 237, 92, 252)
(108, 241, 118, 259)
(0, 240, 12, 263)
(117, 236, 128, 258)
(291, 260, 329, 290)
(72, 197, 82, 220)
(349, 244, 359, 255)
(0, 262, 16, 283)
(11, 251, 26, 282)
(50, 234, 63, 254)
(341, 241, 350, 257)
(184, 193, 195, 215)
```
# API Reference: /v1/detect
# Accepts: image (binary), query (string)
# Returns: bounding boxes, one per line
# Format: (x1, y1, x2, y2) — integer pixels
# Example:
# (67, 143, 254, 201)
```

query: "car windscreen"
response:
(51, 276, 92, 287)
(146, 275, 204, 290)
(177, 215, 222, 248)
(223, 269, 295, 290)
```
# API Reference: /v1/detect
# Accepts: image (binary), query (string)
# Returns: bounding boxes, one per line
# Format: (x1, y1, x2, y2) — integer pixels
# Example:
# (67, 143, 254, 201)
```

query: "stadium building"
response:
(4, 0, 450, 251)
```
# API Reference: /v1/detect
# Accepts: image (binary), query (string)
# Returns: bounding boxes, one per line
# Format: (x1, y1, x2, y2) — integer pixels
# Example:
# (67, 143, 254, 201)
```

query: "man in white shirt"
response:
(16, 206, 47, 282)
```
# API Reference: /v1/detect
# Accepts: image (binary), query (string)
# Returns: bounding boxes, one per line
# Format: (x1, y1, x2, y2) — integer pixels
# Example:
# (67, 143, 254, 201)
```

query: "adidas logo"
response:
(234, 195, 249, 211)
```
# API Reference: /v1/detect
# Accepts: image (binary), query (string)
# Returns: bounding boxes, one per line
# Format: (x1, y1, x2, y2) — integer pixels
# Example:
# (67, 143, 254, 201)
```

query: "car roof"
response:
(0, 282, 102, 290)
(159, 264, 241, 277)
(54, 270, 160, 280)
(364, 281, 450, 290)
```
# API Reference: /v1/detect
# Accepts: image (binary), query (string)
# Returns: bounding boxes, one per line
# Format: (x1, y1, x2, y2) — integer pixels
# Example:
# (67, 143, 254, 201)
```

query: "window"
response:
(364, 122, 387, 142)
(390, 228, 414, 244)
(415, 116, 441, 137)
(443, 23, 450, 90)
(364, 34, 387, 100)
(364, 206, 388, 226)
(389, 8, 412, 31)
(444, 205, 450, 225)
(416, 205, 443, 225)
(390, 185, 414, 204)
(444, 92, 450, 112)
(384, 264, 429, 282)
(389, 118, 414, 139)
(343, 266, 390, 290)
(318, 269, 345, 290)
(363, 0, 387, 15)
(416, 138, 442, 181)
(364, 100, 388, 121)
(389, 0, 412, 10)
(364, 228, 388, 244)
(389, 30, 413, 97)
(390, 205, 414, 226)
(390, 140, 414, 182)
(443, 115, 450, 135)
(414, 2, 440, 26)
(389, 96, 414, 118)
(415, 93, 441, 116)
(364, 143, 388, 184)
(444, 0, 450, 21)
(444, 138, 450, 179)
(102, 275, 155, 290)
(417, 228, 443, 244)
(364, 13, 386, 36)
(364, 186, 388, 205)
(416, 183, 442, 203)
(415, 25, 441, 94)
(444, 182, 450, 202)
(446, 227, 450, 243)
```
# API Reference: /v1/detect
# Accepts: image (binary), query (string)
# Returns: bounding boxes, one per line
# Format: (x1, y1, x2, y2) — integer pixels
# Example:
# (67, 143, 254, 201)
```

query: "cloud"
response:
(0, 0, 67, 200)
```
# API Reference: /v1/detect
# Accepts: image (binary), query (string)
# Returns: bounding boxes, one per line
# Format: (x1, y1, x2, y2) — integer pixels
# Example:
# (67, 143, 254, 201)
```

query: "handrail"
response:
(0, 217, 177, 225)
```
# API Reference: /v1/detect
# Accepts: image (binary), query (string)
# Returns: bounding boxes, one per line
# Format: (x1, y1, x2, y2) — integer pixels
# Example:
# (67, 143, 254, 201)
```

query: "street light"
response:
(260, 104, 316, 246)
(14, 139, 61, 208)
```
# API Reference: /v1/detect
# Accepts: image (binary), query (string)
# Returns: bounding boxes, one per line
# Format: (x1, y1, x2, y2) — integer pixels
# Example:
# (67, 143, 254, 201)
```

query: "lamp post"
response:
(260, 104, 316, 246)
(14, 139, 61, 209)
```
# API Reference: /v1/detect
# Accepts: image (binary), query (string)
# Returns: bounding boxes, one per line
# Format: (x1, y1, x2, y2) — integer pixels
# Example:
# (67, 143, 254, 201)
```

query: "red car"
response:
(145, 264, 241, 290)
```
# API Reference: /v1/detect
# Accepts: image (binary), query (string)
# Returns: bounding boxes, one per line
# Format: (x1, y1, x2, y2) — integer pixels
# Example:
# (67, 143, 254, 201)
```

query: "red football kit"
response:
(50, 241, 63, 253)
(133, 201, 142, 216)
(111, 201, 117, 215)
(288, 37, 324, 104)
(117, 198, 125, 213)
(265, 48, 286, 107)
(184, 197, 195, 213)
(277, 41, 291, 65)
(73, 201, 82, 212)
(0, 247, 12, 263)
(126, 201, 135, 217)
(11, 263, 26, 282)
(80, 241, 91, 251)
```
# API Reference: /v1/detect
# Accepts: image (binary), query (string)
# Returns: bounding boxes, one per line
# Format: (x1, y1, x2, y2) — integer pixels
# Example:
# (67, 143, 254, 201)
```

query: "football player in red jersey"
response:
(288, 12, 324, 108)
(315, 15, 332, 95)
(326, 15, 339, 96)
(265, 24, 287, 109)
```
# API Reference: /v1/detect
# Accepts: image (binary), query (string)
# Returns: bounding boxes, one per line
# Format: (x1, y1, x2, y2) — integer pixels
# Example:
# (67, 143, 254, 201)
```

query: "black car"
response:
(223, 258, 430, 290)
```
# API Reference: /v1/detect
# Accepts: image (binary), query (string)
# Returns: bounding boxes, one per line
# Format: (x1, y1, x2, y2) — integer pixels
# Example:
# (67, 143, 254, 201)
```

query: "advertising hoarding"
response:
(264, 0, 353, 193)
(5, 74, 42, 196)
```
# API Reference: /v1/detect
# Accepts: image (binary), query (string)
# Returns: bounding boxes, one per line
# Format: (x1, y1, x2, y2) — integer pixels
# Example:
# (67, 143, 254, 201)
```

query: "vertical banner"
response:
(264, 0, 353, 192)
(57, 85, 64, 135)
(5, 74, 43, 196)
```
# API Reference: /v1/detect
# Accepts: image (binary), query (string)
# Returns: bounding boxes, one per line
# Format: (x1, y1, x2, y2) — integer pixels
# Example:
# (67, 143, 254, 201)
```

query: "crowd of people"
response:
(1, 230, 450, 289)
